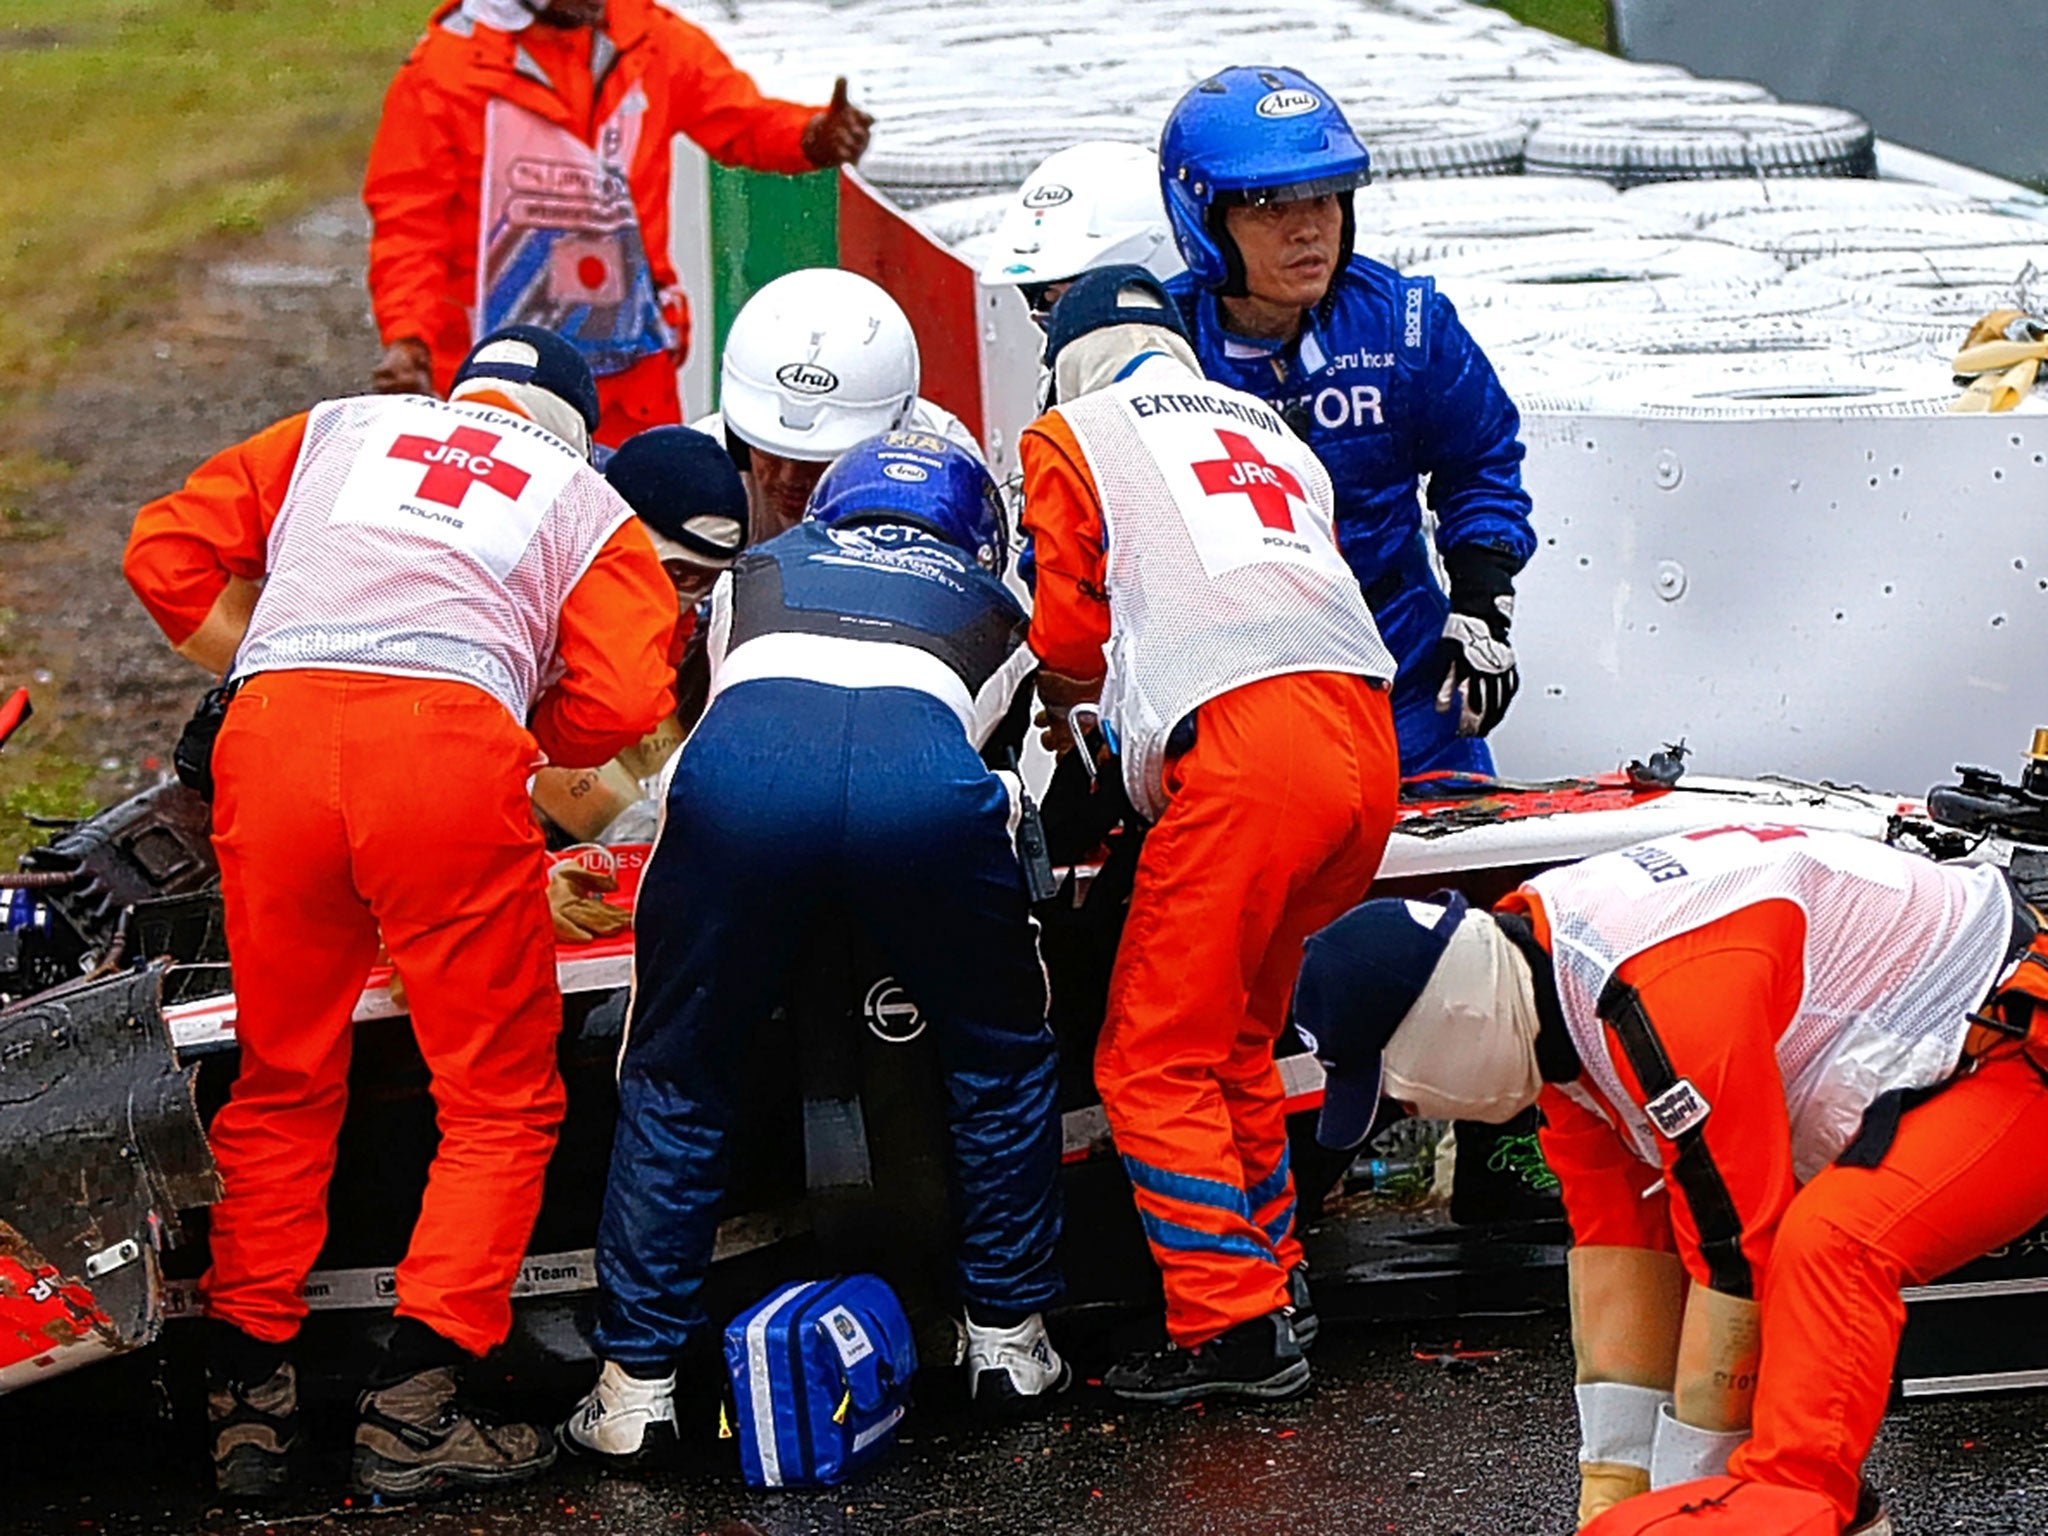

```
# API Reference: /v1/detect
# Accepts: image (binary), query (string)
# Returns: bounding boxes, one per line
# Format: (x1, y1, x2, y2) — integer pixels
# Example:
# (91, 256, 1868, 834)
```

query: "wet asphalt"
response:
(9, 1306, 2048, 1536)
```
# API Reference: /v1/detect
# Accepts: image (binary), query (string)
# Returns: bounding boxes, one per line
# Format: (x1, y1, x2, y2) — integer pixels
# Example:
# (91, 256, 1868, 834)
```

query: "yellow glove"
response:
(548, 863, 632, 943)
(1578, 1461, 1650, 1529)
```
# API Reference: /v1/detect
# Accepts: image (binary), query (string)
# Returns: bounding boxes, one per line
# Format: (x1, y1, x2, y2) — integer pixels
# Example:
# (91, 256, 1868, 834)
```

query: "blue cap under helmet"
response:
(807, 431, 1009, 573)
(1159, 66, 1373, 297)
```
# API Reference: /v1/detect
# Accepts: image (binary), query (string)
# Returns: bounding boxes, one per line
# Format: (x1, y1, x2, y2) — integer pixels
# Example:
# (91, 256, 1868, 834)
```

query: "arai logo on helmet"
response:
(1256, 88, 1321, 119)
(881, 461, 930, 483)
(775, 361, 839, 395)
(1022, 182, 1073, 210)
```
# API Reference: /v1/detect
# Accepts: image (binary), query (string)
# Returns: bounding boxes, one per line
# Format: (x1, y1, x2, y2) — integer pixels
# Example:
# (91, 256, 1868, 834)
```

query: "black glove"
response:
(1433, 544, 1521, 738)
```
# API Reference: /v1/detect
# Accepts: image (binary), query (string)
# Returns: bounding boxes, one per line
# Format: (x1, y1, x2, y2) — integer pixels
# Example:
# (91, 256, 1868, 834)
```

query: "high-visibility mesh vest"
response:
(1052, 356, 1396, 818)
(1527, 827, 2012, 1178)
(235, 395, 629, 718)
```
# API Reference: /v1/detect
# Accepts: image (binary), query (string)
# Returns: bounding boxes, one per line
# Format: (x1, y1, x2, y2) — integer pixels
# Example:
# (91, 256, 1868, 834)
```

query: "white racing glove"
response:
(1433, 544, 1522, 739)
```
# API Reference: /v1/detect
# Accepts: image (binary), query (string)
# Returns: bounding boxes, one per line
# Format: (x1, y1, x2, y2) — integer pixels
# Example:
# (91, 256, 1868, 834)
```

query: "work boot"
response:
(1286, 1264, 1318, 1350)
(207, 1348, 301, 1500)
(1847, 1484, 1893, 1536)
(558, 1361, 679, 1464)
(964, 1311, 1071, 1412)
(354, 1364, 557, 1497)
(1103, 1310, 1310, 1405)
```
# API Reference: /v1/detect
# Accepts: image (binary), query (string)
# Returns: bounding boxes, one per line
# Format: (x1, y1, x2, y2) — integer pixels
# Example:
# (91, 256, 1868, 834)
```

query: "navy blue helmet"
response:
(807, 431, 1008, 573)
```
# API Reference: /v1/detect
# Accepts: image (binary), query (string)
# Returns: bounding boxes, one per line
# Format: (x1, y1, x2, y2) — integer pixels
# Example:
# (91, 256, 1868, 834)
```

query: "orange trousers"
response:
(200, 670, 566, 1356)
(1096, 672, 1398, 1346)
(1538, 905, 2048, 1533)
(595, 351, 683, 450)
(1726, 1044, 2048, 1527)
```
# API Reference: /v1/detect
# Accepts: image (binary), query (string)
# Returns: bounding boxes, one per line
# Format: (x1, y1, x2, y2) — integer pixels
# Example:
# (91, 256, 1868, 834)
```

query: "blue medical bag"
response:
(722, 1275, 917, 1488)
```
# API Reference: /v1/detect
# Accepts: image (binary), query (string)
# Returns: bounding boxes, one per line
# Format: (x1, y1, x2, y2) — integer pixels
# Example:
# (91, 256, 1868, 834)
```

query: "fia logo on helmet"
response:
(1256, 89, 1321, 120)
(1022, 182, 1073, 210)
(776, 362, 839, 394)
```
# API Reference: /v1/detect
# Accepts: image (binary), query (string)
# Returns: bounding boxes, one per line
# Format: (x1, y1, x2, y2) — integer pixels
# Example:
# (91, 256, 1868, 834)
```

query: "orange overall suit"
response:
(124, 394, 676, 1354)
(1509, 841, 2048, 1533)
(1023, 355, 1401, 1347)
(364, 0, 823, 445)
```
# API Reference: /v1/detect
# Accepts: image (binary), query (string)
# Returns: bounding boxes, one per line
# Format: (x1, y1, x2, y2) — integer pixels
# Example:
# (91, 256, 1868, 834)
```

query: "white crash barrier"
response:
(1498, 413, 2048, 792)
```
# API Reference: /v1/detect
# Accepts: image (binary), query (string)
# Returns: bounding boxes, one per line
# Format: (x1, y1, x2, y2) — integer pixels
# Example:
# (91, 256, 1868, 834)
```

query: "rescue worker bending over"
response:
(1161, 66, 1535, 776)
(531, 425, 749, 850)
(364, 0, 873, 446)
(1297, 827, 2048, 1535)
(123, 327, 678, 1498)
(561, 432, 1067, 1463)
(697, 267, 981, 543)
(1023, 267, 1400, 1404)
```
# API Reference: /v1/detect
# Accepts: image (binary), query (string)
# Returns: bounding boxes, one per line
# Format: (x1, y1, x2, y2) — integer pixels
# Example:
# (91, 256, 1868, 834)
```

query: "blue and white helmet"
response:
(807, 430, 1009, 573)
(1158, 66, 1373, 296)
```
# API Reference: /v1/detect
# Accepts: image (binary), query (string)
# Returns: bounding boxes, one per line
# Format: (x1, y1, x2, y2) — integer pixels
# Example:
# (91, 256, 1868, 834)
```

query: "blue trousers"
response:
(592, 680, 1064, 1367)
(1359, 534, 1499, 779)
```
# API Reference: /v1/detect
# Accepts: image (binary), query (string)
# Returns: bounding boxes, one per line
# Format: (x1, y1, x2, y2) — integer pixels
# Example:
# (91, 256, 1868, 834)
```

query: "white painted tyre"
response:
(1524, 103, 1877, 186)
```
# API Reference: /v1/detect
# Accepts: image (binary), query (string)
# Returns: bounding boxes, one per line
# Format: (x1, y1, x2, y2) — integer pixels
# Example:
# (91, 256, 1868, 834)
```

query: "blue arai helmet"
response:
(1158, 66, 1374, 296)
(806, 431, 1009, 573)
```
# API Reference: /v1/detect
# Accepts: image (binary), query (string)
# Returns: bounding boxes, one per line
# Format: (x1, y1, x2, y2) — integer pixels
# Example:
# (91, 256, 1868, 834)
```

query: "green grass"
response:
(1489, 0, 1611, 51)
(0, 0, 429, 394)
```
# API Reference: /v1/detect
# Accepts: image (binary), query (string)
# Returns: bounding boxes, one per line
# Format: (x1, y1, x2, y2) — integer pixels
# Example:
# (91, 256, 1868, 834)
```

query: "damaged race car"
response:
(6, 706, 2048, 1401)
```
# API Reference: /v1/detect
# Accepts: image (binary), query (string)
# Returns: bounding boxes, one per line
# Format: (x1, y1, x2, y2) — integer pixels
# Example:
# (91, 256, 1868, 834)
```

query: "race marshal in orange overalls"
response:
(363, 0, 873, 446)
(1298, 826, 2048, 1536)
(125, 326, 678, 1501)
(1023, 268, 1401, 1405)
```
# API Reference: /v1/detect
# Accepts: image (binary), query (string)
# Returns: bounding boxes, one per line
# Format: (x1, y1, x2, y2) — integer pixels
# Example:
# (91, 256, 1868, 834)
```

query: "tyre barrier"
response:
(1422, 234, 1787, 289)
(1620, 176, 1982, 229)
(1359, 205, 1699, 270)
(1790, 247, 2048, 296)
(1347, 105, 1531, 180)
(1586, 355, 1968, 418)
(1523, 103, 1877, 187)
(1359, 173, 1618, 212)
(1700, 208, 2048, 268)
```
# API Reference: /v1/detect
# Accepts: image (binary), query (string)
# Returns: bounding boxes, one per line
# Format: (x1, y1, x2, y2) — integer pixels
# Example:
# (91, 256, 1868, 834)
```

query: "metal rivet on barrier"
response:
(1655, 562, 1687, 602)
(1654, 450, 1682, 491)
(85, 1239, 140, 1279)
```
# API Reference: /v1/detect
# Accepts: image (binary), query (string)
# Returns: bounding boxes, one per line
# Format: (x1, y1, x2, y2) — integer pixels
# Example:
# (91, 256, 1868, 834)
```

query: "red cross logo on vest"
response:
(1191, 430, 1304, 532)
(387, 425, 532, 509)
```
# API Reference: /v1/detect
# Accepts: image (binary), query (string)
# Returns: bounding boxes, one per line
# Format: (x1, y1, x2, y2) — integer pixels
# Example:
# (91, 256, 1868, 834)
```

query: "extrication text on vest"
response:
(1622, 844, 1691, 883)
(1129, 392, 1290, 435)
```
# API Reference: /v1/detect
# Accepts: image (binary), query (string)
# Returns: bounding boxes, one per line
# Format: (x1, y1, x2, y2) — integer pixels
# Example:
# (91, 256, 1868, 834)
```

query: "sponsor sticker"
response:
(822, 1306, 875, 1369)
(1022, 182, 1073, 209)
(1644, 1078, 1712, 1140)
(776, 362, 839, 395)
(881, 462, 930, 484)
(1256, 88, 1321, 119)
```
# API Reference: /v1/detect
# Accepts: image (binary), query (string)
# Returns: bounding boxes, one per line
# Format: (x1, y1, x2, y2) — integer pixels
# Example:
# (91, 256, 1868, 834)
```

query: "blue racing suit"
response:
(1169, 256, 1535, 775)
(593, 520, 1063, 1367)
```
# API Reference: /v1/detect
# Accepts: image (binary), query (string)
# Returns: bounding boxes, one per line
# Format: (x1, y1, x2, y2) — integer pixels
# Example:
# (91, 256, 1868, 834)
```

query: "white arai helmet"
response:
(718, 269, 922, 462)
(978, 142, 1186, 313)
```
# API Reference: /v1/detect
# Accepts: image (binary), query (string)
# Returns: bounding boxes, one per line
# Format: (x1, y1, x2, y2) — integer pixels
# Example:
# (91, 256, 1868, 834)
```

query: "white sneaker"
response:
(557, 1360, 678, 1463)
(964, 1312, 1071, 1411)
